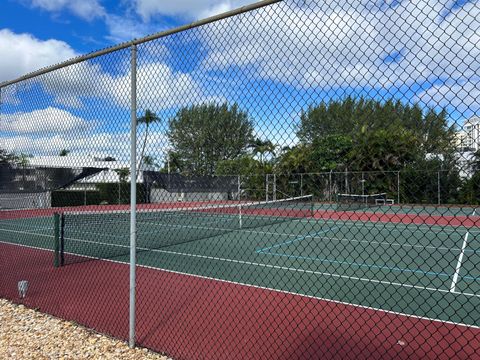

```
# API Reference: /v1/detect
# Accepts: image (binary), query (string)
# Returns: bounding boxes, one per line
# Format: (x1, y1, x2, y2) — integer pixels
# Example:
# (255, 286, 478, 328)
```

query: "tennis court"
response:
(1, 201, 479, 328)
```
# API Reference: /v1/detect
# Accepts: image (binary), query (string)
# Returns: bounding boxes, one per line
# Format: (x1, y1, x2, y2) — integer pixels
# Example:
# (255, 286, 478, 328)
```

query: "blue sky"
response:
(0, 0, 258, 81)
(0, 0, 479, 160)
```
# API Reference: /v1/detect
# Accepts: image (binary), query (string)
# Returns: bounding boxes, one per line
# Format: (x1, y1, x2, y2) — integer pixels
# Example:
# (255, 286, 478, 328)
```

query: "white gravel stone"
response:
(0, 299, 171, 360)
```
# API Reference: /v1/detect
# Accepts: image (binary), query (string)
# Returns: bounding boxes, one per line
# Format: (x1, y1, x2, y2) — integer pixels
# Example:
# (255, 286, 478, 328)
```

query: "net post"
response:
(129, 43, 138, 349)
(53, 213, 60, 268)
(60, 213, 65, 266)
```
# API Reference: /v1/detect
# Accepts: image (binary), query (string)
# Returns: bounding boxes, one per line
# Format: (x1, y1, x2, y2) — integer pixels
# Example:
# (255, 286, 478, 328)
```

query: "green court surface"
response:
(315, 202, 478, 217)
(1, 210, 479, 327)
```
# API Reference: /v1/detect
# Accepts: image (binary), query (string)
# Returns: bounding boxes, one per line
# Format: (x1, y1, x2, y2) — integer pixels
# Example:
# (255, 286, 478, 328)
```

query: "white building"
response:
(463, 116, 480, 151)
(28, 155, 150, 187)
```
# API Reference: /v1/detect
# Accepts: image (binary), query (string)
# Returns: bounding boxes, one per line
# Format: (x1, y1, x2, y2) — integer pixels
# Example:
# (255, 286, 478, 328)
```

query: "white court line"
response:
(317, 218, 480, 235)
(64, 217, 470, 254)
(2, 217, 476, 291)
(23, 210, 472, 266)
(137, 220, 469, 253)
(1, 238, 479, 330)
(57, 235, 480, 299)
(0, 227, 54, 238)
(0, 225, 52, 232)
(450, 209, 477, 293)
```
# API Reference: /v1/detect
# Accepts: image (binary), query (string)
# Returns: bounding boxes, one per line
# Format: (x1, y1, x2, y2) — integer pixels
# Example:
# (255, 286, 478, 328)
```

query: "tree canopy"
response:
(0, 148, 17, 164)
(168, 103, 254, 176)
(279, 97, 455, 174)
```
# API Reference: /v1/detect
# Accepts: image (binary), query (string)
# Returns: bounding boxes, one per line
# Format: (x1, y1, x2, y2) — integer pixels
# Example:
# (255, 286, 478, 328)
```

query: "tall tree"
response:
(137, 109, 161, 174)
(216, 156, 268, 200)
(0, 148, 16, 164)
(143, 155, 158, 168)
(168, 103, 254, 175)
(297, 98, 455, 170)
(249, 138, 276, 171)
(17, 153, 30, 186)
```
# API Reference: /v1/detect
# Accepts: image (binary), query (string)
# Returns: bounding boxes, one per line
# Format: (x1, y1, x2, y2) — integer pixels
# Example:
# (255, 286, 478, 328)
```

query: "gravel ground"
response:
(0, 299, 170, 359)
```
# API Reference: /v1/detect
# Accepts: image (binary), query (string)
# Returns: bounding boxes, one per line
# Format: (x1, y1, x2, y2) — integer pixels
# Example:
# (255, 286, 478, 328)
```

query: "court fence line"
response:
(0, 0, 479, 359)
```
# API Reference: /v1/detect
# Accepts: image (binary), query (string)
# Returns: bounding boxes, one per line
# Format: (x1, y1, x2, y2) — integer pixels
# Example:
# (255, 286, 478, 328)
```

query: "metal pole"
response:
(329, 170, 332, 202)
(167, 150, 171, 174)
(300, 173, 303, 197)
(438, 171, 441, 205)
(237, 175, 241, 201)
(265, 174, 268, 201)
(0, 0, 282, 89)
(361, 172, 366, 205)
(345, 168, 348, 193)
(397, 171, 400, 204)
(273, 174, 277, 201)
(129, 44, 137, 349)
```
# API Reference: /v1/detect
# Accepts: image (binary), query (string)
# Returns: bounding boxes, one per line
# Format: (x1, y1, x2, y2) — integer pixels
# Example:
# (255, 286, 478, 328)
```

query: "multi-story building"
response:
(463, 116, 480, 151)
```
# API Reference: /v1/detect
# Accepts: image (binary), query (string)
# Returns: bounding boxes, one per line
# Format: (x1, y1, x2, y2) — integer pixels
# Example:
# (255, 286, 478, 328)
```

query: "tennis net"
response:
(57, 195, 314, 266)
(336, 193, 387, 211)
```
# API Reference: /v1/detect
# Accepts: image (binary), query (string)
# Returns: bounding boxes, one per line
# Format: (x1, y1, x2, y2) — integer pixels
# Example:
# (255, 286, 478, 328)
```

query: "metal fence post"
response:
(273, 174, 277, 201)
(129, 44, 138, 349)
(237, 175, 241, 201)
(438, 171, 441, 205)
(266, 174, 269, 201)
(397, 171, 400, 204)
(329, 170, 333, 202)
(300, 173, 303, 197)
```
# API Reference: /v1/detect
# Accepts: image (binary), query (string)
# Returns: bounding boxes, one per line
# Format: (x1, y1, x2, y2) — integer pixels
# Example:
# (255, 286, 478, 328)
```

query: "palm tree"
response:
(137, 110, 160, 177)
(143, 155, 158, 168)
(114, 168, 130, 204)
(250, 139, 276, 169)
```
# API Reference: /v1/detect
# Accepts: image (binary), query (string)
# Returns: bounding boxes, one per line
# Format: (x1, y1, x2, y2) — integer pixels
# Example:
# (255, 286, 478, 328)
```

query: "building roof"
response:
(27, 156, 151, 183)
(464, 116, 480, 126)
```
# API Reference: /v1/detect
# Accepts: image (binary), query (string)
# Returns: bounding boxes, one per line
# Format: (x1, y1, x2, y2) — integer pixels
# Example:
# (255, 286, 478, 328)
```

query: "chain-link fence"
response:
(1, 0, 479, 358)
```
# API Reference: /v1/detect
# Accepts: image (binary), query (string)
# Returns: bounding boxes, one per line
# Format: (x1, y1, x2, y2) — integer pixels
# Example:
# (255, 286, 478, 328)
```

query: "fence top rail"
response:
(0, 0, 282, 89)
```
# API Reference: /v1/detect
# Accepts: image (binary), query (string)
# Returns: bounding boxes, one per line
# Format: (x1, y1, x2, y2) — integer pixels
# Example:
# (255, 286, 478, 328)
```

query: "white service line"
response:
(0, 227, 53, 238)
(60, 235, 480, 299)
(450, 209, 476, 293)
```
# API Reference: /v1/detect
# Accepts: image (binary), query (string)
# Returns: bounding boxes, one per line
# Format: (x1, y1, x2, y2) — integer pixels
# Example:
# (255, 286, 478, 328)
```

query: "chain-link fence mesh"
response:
(1, 0, 479, 358)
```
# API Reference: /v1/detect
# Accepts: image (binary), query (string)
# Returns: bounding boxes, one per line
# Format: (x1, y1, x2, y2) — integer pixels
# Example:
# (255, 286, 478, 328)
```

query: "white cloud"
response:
(1, 130, 169, 159)
(39, 60, 122, 107)
(104, 14, 163, 43)
(417, 77, 480, 117)
(36, 60, 217, 110)
(27, 0, 105, 20)
(199, 0, 479, 105)
(129, 62, 217, 109)
(0, 29, 76, 84)
(0, 107, 91, 134)
(0, 105, 169, 158)
(134, 0, 258, 21)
